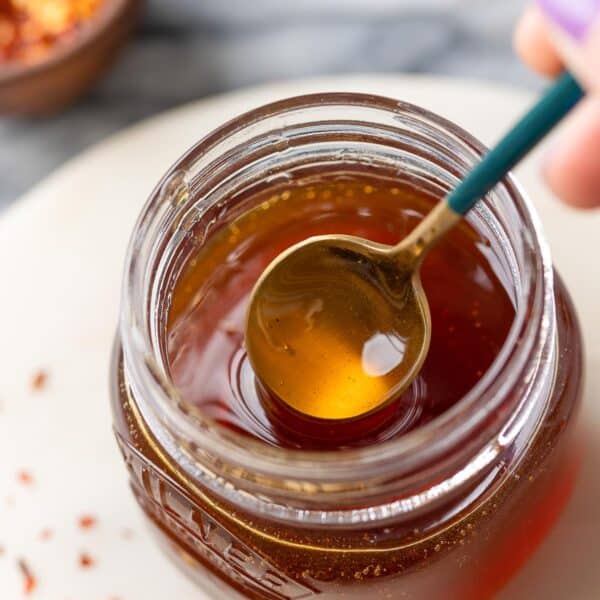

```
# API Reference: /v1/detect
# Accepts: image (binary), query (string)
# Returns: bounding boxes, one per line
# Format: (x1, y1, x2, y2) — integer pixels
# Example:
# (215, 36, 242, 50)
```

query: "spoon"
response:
(245, 72, 584, 422)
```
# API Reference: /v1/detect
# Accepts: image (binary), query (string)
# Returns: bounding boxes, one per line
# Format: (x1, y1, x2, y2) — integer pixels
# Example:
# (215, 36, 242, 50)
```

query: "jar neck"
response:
(119, 93, 556, 527)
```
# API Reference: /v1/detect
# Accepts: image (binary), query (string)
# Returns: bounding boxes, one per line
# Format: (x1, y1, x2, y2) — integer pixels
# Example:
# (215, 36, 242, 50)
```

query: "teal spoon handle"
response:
(446, 72, 585, 215)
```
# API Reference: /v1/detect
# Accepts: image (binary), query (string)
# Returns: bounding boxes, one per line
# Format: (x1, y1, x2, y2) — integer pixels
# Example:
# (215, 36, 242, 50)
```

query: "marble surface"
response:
(0, 0, 543, 210)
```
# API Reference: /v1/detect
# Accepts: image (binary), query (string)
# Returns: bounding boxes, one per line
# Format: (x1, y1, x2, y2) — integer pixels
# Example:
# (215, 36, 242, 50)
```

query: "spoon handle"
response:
(446, 71, 584, 216)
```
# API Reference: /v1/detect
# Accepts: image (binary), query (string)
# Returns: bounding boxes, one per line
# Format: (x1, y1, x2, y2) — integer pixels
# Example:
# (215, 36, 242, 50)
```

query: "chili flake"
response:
(79, 552, 95, 568)
(30, 370, 48, 391)
(17, 470, 34, 486)
(78, 514, 97, 530)
(39, 528, 53, 541)
(17, 558, 36, 595)
(0, 0, 103, 64)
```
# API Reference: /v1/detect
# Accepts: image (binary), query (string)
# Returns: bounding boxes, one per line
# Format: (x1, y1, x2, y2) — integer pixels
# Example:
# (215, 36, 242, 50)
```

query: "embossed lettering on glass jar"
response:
(111, 94, 583, 599)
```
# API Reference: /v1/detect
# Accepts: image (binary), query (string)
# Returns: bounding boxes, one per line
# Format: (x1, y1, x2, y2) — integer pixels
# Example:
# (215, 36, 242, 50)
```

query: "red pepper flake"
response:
(79, 552, 95, 568)
(78, 515, 97, 530)
(39, 528, 53, 541)
(17, 470, 34, 486)
(1, 0, 103, 65)
(17, 558, 36, 595)
(31, 370, 48, 391)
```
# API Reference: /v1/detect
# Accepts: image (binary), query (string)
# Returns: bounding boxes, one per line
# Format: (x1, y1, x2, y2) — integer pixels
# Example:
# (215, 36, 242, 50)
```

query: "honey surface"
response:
(167, 178, 515, 448)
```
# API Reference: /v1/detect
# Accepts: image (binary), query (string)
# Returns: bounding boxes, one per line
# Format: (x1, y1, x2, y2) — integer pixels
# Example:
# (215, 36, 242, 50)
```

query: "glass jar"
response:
(111, 94, 583, 599)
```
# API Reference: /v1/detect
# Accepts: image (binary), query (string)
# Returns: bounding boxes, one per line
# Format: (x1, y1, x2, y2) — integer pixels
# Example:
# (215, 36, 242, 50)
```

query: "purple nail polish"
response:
(538, 0, 600, 40)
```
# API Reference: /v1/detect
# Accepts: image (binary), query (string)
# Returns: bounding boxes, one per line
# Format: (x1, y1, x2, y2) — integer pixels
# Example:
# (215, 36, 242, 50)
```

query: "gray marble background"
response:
(0, 0, 541, 210)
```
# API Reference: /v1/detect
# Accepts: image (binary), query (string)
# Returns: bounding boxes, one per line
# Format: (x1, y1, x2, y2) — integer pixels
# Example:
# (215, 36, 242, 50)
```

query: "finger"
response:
(543, 96, 600, 209)
(514, 5, 564, 77)
(536, 0, 600, 91)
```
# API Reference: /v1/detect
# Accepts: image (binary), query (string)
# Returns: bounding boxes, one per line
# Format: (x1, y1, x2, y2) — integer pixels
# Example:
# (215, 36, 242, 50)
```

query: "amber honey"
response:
(167, 178, 515, 448)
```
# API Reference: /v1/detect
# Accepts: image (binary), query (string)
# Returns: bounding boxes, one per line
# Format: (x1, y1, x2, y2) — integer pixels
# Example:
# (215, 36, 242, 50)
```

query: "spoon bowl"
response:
(245, 234, 432, 420)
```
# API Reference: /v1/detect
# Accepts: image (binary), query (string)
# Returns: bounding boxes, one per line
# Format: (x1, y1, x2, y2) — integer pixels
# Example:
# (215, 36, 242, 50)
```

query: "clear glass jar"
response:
(111, 94, 583, 599)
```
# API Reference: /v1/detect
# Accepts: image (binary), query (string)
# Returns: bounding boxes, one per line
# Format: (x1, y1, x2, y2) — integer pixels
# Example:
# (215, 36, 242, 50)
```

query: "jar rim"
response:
(119, 92, 554, 501)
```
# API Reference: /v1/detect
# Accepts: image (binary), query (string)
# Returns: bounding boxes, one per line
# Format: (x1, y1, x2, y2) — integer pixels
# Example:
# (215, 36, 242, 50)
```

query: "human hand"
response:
(515, 1, 600, 208)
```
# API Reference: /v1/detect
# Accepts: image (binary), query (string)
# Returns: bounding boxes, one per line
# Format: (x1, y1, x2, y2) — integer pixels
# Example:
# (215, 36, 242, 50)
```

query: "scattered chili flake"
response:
(78, 515, 97, 530)
(39, 528, 53, 541)
(17, 470, 34, 486)
(17, 558, 36, 595)
(31, 370, 48, 391)
(78, 552, 95, 568)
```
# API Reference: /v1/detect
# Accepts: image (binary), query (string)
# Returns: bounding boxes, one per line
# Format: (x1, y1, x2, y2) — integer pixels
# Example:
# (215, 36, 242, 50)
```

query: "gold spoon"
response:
(245, 73, 583, 422)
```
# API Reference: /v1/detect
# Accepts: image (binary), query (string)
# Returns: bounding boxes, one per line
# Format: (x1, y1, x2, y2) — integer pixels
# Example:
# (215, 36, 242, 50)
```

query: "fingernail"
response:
(537, 0, 600, 40)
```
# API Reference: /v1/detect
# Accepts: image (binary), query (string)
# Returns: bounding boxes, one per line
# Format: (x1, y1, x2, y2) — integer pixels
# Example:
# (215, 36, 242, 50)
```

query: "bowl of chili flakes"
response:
(0, 0, 140, 115)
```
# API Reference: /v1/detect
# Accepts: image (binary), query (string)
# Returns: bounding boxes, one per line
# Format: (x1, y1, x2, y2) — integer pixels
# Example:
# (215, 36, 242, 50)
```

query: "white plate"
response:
(0, 75, 599, 599)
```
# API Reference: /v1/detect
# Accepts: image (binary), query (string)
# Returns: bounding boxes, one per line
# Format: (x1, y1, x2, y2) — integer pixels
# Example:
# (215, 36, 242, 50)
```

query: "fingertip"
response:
(543, 97, 600, 209)
(514, 5, 564, 77)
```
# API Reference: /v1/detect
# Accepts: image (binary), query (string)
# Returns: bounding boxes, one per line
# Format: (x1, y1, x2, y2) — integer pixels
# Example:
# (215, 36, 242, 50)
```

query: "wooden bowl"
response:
(0, 0, 141, 116)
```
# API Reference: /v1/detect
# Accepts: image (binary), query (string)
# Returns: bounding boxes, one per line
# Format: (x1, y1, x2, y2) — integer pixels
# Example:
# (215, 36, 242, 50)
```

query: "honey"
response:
(167, 178, 514, 447)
